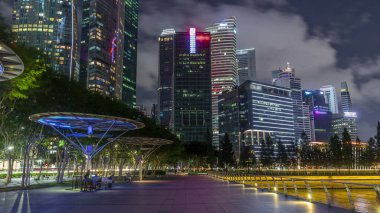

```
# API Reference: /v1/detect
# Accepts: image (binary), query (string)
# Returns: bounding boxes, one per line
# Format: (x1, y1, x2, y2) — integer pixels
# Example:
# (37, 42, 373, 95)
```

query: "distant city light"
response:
(344, 112, 357, 118)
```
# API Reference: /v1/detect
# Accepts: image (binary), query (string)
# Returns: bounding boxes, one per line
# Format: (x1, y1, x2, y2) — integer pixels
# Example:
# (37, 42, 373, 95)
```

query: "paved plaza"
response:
(0, 175, 348, 213)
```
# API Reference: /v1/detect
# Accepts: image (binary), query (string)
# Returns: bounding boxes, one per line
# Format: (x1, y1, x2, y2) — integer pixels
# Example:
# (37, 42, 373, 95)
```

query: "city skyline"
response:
(2, 0, 380, 140)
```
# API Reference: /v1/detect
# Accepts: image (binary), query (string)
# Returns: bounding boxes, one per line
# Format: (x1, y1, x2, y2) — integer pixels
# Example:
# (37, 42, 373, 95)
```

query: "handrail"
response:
(208, 171, 380, 213)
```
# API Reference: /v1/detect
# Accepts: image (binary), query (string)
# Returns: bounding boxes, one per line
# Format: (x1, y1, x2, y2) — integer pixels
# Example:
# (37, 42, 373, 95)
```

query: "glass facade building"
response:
(273, 63, 311, 144)
(303, 90, 333, 142)
(320, 85, 339, 114)
(122, 0, 139, 107)
(205, 17, 237, 148)
(239, 81, 295, 147)
(157, 29, 175, 129)
(237, 48, 256, 85)
(157, 28, 212, 143)
(12, 0, 80, 80)
(80, 0, 124, 99)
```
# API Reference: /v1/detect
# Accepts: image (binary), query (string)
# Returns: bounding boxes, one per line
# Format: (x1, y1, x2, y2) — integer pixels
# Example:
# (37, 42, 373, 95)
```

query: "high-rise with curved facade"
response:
(205, 17, 238, 148)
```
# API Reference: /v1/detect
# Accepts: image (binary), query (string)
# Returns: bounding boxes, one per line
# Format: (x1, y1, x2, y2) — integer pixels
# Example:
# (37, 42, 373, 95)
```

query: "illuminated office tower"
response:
(341, 81, 353, 113)
(320, 85, 339, 114)
(80, 0, 124, 99)
(303, 90, 333, 142)
(237, 48, 256, 85)
(332, 81, 358, 139)
(157, 28, 212, 143)
(273, 62, 311, 144)
(12, 0, 80, 80)
(205, 17, 237, 147)
(157, 29, 175, 129)
(122, 0, 139, 107)
(240, 81, 295, 148)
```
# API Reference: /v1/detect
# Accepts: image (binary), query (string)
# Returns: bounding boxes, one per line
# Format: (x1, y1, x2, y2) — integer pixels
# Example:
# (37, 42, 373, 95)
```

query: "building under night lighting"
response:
(237, 48, 256, 85)
(80, 0, 124, 99)
(303, 90, 333, 142)
(12, 0, 81, 81)
(158, 28, 212, 143)
(320, 85, 339, 114)
(273, 62, 311, 144)
(205, 17, 238, 148)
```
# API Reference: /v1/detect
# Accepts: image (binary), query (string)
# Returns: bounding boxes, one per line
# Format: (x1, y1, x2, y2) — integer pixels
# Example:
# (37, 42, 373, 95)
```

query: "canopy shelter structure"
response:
(29, 112, 145, 170)
(113, 137, 174, 181)
(0, 42, 24, 81)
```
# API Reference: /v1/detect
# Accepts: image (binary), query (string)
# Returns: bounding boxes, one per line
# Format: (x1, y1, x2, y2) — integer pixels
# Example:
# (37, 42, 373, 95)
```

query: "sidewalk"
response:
(0, 177, 70, 189)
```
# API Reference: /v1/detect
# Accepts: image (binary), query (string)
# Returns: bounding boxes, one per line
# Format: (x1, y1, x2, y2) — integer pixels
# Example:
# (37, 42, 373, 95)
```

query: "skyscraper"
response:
(273, 62, 311, 143)
(122, 0, 139, 107)
(80, 0, 124, 99)
(320, 85, 339, 114)
(205, 17, 238, 147)
(332, 81, 358, 139)
(12, 0, 80, 80)
(237, 48, 256, 85)
(303, 90, 333, 142)
(239, 81, 295, 148)
(157, 29, 175, 129)
(157, 28, 212, 143)
(341, 81, 353, 112)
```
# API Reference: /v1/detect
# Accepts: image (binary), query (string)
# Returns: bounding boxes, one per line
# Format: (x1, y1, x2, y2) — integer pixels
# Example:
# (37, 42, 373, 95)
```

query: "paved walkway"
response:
(0, 175, 348, 213)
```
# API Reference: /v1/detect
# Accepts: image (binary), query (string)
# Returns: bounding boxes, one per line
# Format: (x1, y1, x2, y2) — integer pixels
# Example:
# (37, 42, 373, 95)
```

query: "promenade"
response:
(0, 175, 348, 213)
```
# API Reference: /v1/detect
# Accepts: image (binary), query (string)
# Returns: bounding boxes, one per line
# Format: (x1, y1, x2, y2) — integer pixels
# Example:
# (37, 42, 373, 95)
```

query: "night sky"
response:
(2, 0, 380, 140)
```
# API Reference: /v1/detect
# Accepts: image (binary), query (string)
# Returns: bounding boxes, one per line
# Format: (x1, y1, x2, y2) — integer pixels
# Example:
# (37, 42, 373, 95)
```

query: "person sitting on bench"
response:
(92, 173, 101, 189)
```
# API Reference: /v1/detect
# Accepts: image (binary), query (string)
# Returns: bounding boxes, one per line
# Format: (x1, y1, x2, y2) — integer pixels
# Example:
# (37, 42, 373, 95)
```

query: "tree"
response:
(240, 145, 256, 172)
(328, 134, 342, 169)
(359, 137, 376, 169)
(341, 128, 353, 169)
(260, 135, 274, 169)
(219, 134, 234, 170)
(276, 140, 289, 169)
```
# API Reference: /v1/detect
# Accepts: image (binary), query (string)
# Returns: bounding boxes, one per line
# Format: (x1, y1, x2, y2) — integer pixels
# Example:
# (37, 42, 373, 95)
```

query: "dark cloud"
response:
(2, 0, 379, 140)
(136, 0, 380, 140)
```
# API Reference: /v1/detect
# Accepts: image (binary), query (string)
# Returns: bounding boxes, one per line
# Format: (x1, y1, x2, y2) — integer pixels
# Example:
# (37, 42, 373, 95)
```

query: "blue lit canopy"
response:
(29, 112, 145, 133)
(29, 112, 145, 170)
(0, 42, 24, 81)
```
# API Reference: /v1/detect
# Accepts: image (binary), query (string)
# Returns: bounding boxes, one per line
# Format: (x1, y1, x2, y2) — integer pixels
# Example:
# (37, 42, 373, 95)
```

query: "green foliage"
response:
(219, 134, 235, 168)
(328, 134, 342, 168)
(276, 140, 289, 168)
(240, 145, 256, 168)
(359, 137, 376, 168)
(260, 135, 274, 168)
(341, 127, 353, 168)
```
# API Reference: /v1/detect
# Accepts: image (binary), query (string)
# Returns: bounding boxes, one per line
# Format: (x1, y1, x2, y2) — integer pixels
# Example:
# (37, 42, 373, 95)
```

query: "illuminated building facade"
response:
(273, 62, 311, 144)
(218, 87, 240, 156)
(239, 81, 295, 147)
(341, 81, 353, 113)
(122, 0, 139, 107)
(320, 85, 339, 114)
(205, 17, 237, 148)
(332, 113, 358, 139)
(303, 90, 333, 142)
(237, 48, 256, 85)
(157, 29, 175, 129)
(157, 28, 212, 143)
(332, 81, 358, 139)
(80, 0, 124, 99)
(12, 0, 80, 80)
